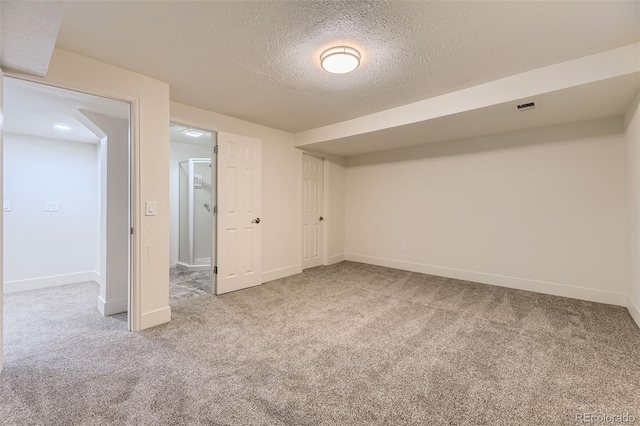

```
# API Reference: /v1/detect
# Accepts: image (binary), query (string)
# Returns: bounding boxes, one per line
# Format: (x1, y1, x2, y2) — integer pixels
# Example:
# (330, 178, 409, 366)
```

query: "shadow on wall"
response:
(347, 118, 625, 167)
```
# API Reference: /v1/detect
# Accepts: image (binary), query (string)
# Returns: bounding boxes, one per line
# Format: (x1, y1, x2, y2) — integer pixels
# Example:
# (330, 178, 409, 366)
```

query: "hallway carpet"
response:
(1, 262, 639, 425)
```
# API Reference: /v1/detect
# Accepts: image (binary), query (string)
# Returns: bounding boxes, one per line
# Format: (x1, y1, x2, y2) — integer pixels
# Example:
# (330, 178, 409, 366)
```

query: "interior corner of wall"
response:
(624, 91, 640, 129)
(628, 295, 640, 330)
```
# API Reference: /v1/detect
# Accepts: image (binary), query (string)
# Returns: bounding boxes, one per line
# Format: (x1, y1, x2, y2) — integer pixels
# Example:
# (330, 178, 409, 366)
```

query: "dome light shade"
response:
(320, 46, 361, 74)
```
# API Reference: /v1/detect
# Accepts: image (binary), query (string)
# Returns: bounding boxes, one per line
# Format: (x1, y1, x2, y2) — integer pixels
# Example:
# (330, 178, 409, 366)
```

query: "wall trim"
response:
(345, 254, 628, 307)
(628, 296, 640, 329)
(176, 261, 210, 272)
(326, 253, 345, 266)
(140, 306, 171, 330)
(4, 271, 100, 294)
(97, 296, 127, 316)
(262, 264, 302, 283)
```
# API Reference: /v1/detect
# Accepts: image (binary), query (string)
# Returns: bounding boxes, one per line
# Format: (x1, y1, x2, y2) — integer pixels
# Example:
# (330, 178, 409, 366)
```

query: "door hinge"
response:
(130, 227, 134, 235)
(214, 145, 218, 154)
(213, 205, 218, 214)
(214, 266, 218, 274)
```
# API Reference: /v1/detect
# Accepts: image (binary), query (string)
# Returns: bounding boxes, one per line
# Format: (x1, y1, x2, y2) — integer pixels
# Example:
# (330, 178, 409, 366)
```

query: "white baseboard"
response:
(176, 262, 210, 272)
(98, 296, 128, 316)
(262, 264, 302, 283)
(140, 306, 171, 330)
(345, 254, 628, 307)
(4, 271, 100, 294)
(628, 296, 640, 329)
(326, 253, 345, 266)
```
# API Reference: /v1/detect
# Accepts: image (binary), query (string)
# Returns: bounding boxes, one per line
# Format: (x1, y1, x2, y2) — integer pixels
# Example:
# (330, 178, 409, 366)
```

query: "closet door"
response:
(302, 154, 323, 269)
(216, 132, 262, 294)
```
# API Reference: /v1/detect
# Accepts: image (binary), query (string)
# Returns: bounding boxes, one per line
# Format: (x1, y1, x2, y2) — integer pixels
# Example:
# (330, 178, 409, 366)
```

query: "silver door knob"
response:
(252, 217, 261, 224)
(319, 216, 324, 221)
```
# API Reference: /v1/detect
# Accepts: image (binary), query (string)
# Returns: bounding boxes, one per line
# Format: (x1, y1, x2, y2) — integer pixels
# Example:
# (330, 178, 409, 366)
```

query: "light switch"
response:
(145, 201, 157, 216)
(3, 200, 11, 212)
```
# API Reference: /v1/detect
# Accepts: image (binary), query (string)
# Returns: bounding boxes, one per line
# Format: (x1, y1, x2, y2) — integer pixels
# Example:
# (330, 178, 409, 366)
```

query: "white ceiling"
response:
(3, 77, 130, 144)
(56, 1, 640, 133)
(170, 123, 213, 148)
(304, 72, 640, 157)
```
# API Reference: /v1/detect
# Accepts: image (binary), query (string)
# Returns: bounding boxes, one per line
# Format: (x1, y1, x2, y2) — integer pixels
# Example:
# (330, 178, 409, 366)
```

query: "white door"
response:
(0, 68, 4, 373)
(216, 132, 262, 294)
(302, 154, 323, 270)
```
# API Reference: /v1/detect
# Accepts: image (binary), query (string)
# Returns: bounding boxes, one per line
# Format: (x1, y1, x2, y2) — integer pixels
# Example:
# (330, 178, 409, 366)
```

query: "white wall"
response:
(3, 133, 99, 292)
(345, 118, 629, 305)
(625, 92, 640, 327)
(33, 48, 171, 330)
(169, 141, 212, 267)
(80, 111, 129, 316)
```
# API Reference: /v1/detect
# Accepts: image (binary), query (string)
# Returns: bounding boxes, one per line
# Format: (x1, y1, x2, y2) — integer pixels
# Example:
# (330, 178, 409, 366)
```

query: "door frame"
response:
(2, 71, 140, 331)
(300, 151, 330, 268)
(170, 118, 218, 293)
(1, 67, 4, 373)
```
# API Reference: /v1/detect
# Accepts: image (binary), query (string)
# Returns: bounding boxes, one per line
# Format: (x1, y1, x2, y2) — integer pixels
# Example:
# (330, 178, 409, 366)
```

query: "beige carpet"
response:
(1, 261, 639, 425)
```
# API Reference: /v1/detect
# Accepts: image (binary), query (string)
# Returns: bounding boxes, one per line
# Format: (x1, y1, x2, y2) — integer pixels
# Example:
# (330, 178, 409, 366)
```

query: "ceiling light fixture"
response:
(320, 46, 361, 74)
(53, 124, 71, 130)
(184, 129, 205, 138)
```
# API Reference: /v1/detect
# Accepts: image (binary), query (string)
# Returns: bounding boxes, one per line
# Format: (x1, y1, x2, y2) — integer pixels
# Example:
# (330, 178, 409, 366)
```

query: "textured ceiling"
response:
(56, 1, 639, 133)
(4, 77, 130, 143)
(0, 1, 65, 76)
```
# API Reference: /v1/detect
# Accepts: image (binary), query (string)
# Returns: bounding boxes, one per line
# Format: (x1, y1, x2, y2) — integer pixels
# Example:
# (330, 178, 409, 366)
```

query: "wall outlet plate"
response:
(3, 200, 11, 212)
(45, 201, 59, 212)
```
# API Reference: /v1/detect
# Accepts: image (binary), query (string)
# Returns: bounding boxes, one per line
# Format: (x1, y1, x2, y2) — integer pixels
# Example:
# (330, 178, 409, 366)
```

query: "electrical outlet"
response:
(3, 200, 11, 212)
(400, 243, 407, 252)
(45, 201, 59, 212)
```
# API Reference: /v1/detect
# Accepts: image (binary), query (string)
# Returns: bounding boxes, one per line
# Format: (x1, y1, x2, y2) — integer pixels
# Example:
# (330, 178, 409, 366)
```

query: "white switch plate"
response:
(45, 201, 59, 212)
(145, 201, 157, 216)
(3, 200, 11, 212)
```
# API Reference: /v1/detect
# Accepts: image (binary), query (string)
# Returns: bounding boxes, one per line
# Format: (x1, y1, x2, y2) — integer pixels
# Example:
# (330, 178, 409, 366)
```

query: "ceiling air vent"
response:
(514, 101, 537, 112)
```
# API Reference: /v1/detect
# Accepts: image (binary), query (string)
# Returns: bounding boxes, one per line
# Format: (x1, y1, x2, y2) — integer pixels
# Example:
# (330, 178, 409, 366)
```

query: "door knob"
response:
(252, 217, 261, 224)
(319, 216, 324, 221)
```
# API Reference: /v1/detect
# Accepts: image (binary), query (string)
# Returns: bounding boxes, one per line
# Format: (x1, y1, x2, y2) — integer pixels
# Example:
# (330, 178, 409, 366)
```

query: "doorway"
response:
(2, 77, 133, 357)
(169, 123, 216, 303)
(302, 153, 324, 270)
